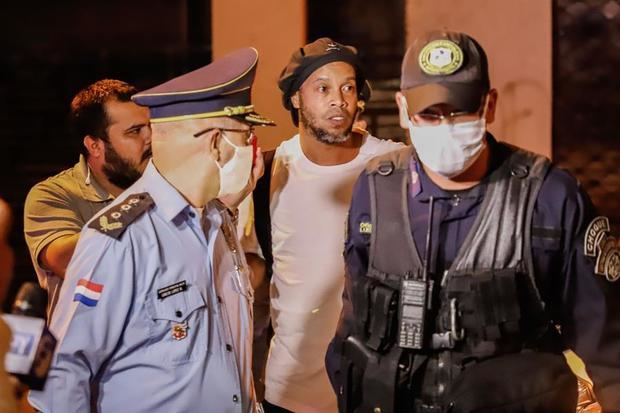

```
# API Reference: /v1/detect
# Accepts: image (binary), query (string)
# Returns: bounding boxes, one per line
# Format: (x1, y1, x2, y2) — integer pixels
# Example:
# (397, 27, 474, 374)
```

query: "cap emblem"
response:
(223, 105, 254, 116)
(326, 42, 341, 52)
(418, 40, 464, 76)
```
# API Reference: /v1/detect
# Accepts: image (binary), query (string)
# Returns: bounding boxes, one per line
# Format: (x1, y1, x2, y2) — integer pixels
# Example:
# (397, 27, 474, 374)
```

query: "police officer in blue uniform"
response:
(28, 47, 274, 413)
(326, 31, 620, 413)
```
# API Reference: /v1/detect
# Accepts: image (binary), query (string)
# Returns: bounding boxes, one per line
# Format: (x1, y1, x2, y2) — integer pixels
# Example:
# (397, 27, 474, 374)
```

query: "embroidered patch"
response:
(359, 222, 372, 234)
(595, 236, 620, 282)
(73, 279, 104, 307)
(157, 281, 188, 300)
(418, 39, 464, 76)
(98, 215, 123, 233)
(584, 216, 620, 282)
(584, 216, 610, 257)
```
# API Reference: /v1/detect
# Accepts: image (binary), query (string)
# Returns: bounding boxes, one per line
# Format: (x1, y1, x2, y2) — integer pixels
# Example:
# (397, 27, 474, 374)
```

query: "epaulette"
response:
(88, 192, 154, 239)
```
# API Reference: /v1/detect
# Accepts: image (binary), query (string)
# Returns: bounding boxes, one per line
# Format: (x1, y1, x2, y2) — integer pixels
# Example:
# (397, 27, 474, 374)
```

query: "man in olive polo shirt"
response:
(24, 79, 152, 316)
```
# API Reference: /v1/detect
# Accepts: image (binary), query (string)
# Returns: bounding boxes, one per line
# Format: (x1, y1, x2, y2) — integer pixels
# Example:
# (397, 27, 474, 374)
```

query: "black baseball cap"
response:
(401, 31, 490, 114)
(278, 37, 369, 126)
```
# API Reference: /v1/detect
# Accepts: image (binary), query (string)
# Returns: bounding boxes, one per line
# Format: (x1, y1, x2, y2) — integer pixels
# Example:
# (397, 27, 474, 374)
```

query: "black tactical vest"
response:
(340, 143, 577, 413)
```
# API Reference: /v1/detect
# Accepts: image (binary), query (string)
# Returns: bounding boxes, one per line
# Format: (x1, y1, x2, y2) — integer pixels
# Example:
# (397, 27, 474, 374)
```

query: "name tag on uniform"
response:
(157, 281, 187, 300)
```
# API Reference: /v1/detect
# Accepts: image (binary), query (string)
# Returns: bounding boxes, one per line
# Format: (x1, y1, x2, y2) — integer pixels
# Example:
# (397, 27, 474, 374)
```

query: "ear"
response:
(395, 92, 410, 129)
(206, 128, 221, 163)
(290, 91, 300, 110)
(83, 135, 104, 158)
(484, 89, 498, 125)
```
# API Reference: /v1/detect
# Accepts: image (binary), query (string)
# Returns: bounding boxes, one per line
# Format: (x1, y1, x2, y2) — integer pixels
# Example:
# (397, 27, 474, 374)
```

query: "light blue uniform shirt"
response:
(29, 161, 257, 413)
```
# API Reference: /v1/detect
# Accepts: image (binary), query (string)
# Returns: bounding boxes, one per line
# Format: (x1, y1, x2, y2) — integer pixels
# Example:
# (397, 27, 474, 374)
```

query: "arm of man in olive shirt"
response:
(24, 181, 87, 281)
(39, 233, 80, 278)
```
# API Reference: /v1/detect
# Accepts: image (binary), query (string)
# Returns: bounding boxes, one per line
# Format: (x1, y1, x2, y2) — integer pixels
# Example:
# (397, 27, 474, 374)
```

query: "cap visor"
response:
(243, 112, 276, 126)
(403, 83, 484, 114)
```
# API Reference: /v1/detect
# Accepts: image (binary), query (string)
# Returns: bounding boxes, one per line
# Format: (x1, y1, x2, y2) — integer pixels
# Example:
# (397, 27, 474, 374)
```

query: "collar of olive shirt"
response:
(76, 154, 115, 203)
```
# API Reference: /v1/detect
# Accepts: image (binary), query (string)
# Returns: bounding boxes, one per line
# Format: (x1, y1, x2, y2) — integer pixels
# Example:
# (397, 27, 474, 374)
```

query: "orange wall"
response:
(212, 0, 306, 150)
(406, 0, 552, 157)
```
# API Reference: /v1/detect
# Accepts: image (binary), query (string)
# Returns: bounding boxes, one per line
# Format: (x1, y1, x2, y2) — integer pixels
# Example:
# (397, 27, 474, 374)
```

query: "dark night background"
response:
(0, 0, 617, 310)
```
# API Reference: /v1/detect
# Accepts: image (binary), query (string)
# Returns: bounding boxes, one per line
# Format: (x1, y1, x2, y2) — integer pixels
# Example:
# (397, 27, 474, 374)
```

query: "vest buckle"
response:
(431, 298, 465, 350)
(450, 298, 465, 342)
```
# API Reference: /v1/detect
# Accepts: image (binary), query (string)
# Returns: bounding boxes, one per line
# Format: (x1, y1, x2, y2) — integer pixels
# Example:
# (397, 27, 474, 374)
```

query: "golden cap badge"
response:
(418, 40, 464, 76)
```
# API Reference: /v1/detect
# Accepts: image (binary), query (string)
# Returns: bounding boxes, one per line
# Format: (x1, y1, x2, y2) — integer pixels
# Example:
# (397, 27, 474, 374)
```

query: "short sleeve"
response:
(24, 180, 84, 270)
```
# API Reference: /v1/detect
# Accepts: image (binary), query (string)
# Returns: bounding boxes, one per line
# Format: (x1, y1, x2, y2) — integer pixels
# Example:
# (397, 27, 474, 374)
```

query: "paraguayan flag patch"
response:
(73, 278, 104, 307)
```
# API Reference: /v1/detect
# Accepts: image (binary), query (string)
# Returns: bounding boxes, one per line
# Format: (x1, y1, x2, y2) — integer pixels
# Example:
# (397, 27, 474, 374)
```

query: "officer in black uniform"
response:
(326, 30, 620, 413)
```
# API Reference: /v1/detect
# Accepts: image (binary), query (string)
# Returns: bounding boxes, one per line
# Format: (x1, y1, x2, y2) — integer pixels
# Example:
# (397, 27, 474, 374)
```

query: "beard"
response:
(102, 142, 151, 190)
(299, 99, 354, 145)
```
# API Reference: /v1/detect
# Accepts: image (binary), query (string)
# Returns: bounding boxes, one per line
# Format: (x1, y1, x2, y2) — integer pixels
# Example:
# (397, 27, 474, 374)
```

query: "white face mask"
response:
(408, 118, 487, 178)
(216, 134, 253, 197)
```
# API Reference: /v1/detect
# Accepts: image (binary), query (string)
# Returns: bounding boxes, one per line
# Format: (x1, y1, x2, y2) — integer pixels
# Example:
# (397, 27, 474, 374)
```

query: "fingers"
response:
(252, 147, 265, 181)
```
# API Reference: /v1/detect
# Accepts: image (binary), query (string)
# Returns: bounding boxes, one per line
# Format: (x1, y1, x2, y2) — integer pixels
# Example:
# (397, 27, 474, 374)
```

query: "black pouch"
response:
(444, 351, 577, 413)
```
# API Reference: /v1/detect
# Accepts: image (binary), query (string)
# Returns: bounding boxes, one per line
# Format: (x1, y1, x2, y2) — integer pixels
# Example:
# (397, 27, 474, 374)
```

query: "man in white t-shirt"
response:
(255, 38, 403, 413)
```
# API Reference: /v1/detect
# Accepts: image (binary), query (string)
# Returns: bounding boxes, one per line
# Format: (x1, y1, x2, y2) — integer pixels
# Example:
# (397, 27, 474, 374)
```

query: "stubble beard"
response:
(299, 102, 353, 145)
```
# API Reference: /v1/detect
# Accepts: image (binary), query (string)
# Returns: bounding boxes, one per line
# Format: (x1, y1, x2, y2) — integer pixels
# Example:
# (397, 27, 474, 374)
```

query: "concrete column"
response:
(405, 0, 552, 157)
(212, 0, 306, 150)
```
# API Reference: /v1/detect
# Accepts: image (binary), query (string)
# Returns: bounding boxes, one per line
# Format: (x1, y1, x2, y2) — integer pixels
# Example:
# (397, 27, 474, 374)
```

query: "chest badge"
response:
(172, 321, 188, 340)
(359, 221, 372, 234)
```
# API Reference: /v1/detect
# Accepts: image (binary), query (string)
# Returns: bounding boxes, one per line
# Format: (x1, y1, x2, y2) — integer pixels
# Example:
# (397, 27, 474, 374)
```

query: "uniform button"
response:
(217, 296, 222, 303)
(226, 344, 233, 352)
(175, 310, 183, 318)
(232, 394, 239, 403)
(188, 211, 196, 218)
(451, 194, 461, 206)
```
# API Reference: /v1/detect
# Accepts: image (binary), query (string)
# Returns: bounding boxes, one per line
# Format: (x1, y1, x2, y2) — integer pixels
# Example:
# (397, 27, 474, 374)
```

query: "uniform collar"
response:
(414, 134, 506, 202)
(76, 155, 114, 203)
(140, 160, 193, 222)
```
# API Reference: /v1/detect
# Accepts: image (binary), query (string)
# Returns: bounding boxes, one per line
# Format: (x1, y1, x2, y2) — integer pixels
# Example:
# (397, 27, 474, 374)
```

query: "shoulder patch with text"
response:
(584, 216, 619, 282)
